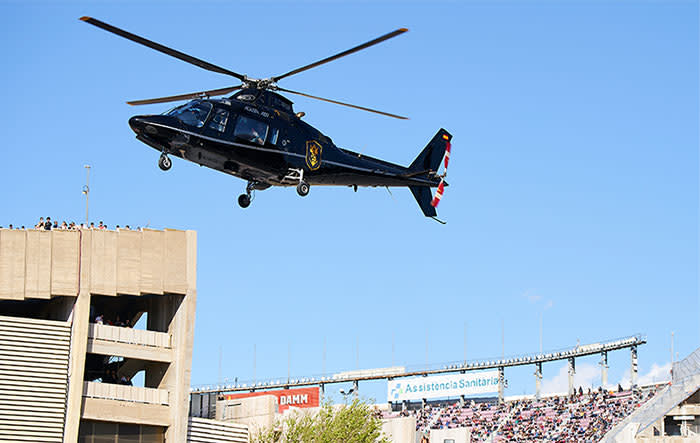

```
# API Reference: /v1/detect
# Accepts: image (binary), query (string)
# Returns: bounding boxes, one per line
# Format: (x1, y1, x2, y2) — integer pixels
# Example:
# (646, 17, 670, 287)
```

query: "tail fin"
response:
(409, 186, 437, 217)
(409, 129, 452, 218)
(409, 128, 452, 173)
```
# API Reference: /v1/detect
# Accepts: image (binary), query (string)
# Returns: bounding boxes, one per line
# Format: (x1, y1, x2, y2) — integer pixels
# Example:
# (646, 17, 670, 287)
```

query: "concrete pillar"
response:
(534, 362, 543, 400)
(353, 380, 359, 400)
(64, 230, 93, 443)
(63, 292, 91, 443)
(631, 345, 638, 388)
(600, 351, 609, 388)
(163, 288, 197, 442)
(320, 383, 325, 403)
(568, 357, 576, 396)
(498, 366, 505, 404)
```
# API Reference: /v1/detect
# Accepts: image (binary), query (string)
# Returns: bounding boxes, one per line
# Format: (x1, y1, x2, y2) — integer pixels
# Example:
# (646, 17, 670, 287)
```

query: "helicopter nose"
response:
(128, 116, 147, 134)
(129, 115, 177, 136)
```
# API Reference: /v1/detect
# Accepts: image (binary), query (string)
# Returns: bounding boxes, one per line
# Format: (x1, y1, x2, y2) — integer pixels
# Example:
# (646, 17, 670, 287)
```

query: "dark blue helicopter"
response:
(81, 17, 452, 219)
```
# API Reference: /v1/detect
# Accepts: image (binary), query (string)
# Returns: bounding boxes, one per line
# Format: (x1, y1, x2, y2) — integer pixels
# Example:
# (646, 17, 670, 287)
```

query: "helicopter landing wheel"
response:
(158, 154, 172, 171)
(297, 181, 310, 197)
(238, 194, 251, 208)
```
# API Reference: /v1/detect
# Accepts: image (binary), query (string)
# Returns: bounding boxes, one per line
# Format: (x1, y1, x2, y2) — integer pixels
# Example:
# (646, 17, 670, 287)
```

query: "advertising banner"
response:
(225, 387, 320, 412)
(387, 371, 499, 402)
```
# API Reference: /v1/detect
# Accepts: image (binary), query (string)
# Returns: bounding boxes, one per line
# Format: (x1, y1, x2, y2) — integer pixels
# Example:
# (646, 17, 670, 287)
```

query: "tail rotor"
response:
(430, 135, 451, 209)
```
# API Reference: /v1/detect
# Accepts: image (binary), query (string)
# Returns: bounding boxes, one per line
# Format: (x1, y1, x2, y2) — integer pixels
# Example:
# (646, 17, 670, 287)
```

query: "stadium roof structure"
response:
(192, 334, 645, 395)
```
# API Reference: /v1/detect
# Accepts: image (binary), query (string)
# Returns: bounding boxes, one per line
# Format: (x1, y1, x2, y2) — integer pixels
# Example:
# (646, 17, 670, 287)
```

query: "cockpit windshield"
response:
(167, 101, 213, 128)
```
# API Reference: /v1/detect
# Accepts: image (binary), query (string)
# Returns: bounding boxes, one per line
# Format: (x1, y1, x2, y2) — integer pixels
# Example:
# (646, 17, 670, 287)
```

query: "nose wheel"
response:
(237, 194, 251, 208)
(237, 181, 257, 209)
(158, 153, 172, 171)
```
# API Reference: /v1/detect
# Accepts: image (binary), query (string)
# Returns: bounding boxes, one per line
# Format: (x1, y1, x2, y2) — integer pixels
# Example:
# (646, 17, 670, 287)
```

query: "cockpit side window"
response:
(269, 128, 280, 145)
(208, 108, 229, 133)
(233, 116, 269, 146)
(167, 101, 212, 128)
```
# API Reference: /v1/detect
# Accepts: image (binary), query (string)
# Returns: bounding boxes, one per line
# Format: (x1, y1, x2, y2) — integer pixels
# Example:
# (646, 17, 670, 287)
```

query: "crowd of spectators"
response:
(94, 313, 132, 328)
(92, 313, 136, 386)
(101, 367, 133, 386)
(384, 385, 664, 442)
(0, 216, 141, 231)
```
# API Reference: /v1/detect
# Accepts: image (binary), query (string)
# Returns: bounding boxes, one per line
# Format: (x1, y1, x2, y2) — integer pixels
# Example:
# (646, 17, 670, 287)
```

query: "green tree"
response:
(253, 399, 390, 443)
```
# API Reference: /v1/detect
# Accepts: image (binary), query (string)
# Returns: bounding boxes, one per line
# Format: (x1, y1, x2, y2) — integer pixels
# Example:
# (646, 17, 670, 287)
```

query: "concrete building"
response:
(216, 395, 278, 434)
(0, 227, 196, 442)
(601, 347, 700, 442)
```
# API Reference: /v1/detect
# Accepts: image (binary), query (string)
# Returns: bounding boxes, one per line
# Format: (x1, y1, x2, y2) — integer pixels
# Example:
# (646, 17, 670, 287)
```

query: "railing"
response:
(83, 381, 169, 405)
(192, 334, 646, 394)
(674, 347, 700, 383)
(88, 323, 171, 348)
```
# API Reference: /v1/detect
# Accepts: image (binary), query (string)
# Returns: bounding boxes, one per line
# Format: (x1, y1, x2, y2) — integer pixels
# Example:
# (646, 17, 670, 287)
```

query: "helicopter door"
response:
(203, 107, 231, 139)
(233, 115, 269, 146)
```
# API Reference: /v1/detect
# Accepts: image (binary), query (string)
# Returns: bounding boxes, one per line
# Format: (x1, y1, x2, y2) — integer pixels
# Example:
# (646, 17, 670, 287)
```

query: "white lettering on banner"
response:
(279, 394, 309, 406)
(387, 371, 500, 402)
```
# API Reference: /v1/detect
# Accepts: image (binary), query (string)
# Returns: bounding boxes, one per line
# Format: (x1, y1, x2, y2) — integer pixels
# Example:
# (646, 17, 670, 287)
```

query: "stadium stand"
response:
(382, 385, 664, 442)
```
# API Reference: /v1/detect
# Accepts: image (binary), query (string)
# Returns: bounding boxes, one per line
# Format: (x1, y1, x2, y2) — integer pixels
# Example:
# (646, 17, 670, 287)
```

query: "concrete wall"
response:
(0, 228, 196, 301)
(217, 396, 278, 436)
(429, 427, 471, 443)
(381, 416, 417, 443)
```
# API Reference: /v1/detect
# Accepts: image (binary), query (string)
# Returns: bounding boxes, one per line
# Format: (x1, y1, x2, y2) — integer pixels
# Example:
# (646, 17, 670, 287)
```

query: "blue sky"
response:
(1, 0, 697, 403)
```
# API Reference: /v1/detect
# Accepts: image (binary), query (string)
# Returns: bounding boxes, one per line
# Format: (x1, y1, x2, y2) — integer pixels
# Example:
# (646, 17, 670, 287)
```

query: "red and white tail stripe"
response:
(443, 140, 451, 169)
(430, 136, 451, 208)
(430, 180, 445, 207)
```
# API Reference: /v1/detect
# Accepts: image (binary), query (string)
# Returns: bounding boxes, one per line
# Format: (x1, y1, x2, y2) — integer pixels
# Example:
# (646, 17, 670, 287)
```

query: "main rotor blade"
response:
(127, 85, 243, 106)
(277, 87, 408, 120)
(80, 16, 247, 82)
(271, 28, 408, 83)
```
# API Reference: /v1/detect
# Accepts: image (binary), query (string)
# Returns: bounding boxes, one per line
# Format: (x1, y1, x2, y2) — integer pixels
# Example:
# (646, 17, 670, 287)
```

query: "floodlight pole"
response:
(671, 331, 674, 366)
(82, 165, 91, 226)
(539, 312, 543, 353)
(463, 322, 467, 365)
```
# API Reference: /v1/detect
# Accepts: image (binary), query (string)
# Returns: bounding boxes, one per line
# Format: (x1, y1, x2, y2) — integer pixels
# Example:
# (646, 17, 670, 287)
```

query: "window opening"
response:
(208, 108, 229, 133)
(270, 128, 280, 145)
(233, 115, 269, 145)
(167, 101, 212, 128)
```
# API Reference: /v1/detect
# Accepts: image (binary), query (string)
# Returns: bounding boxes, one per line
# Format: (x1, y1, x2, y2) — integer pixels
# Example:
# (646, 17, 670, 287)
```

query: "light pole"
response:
(82, 165, 91, 226)
(339, 386, 356, 403)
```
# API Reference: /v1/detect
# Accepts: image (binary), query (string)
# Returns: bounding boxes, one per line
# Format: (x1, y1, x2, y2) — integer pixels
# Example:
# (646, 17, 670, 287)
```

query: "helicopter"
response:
(81, 17, 452, 219)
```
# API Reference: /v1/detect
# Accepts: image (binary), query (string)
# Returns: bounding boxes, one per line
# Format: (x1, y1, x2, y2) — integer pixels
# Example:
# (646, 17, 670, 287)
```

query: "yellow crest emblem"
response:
(305, 140, 323, 170)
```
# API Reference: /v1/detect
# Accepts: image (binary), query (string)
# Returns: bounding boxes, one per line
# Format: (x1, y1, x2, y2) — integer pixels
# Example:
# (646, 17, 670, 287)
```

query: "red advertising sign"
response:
(225, 387, 320, 412)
